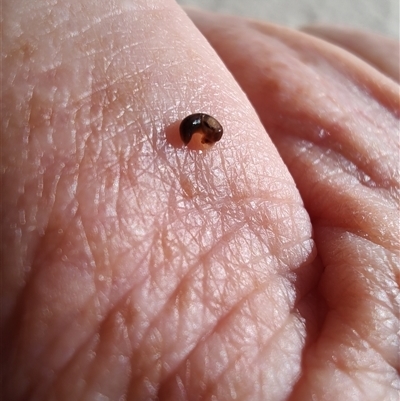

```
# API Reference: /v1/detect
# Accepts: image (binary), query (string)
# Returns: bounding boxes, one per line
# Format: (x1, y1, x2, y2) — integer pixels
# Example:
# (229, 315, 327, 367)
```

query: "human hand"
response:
(2, 1, 399, 400)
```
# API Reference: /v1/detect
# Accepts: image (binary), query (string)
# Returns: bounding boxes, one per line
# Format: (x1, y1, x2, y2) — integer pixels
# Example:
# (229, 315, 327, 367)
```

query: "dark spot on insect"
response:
(179, 113, 223, 147)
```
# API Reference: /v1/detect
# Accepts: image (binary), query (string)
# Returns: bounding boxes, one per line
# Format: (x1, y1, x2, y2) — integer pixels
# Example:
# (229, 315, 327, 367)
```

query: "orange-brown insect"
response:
(179, 113, 223, 147)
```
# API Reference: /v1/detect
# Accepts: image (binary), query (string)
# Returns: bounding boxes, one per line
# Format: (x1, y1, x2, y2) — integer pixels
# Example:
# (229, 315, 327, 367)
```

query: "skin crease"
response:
(1, 1, 399, 401)
(300, 25, 400, 83)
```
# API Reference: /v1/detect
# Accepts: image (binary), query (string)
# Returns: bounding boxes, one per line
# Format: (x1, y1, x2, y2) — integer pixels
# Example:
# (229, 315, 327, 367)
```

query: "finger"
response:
(301, 25, 400, 83)
(188, 9, 399, 251)
(2, 0, 316, 400)
(187, 9, 400, 401)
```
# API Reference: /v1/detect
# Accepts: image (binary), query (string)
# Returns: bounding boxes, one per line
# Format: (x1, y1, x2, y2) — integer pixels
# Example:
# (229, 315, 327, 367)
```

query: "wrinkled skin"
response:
(1, 0, 399, 400)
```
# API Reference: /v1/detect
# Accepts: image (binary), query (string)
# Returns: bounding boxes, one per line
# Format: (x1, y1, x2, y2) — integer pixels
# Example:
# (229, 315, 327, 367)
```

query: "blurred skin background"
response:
(177, 0, 399, 38)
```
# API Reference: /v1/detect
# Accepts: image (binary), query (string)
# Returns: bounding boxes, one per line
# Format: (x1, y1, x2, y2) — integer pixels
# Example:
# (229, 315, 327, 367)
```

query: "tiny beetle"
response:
(179, 113, 223, 147)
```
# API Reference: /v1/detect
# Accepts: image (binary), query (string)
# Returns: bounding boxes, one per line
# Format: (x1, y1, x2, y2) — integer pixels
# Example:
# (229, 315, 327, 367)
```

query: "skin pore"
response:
(1, 0, 399, 400)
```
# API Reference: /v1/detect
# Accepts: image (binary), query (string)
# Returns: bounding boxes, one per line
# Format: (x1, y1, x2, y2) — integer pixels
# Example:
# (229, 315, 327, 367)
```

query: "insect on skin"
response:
(179, 113, 223, 147)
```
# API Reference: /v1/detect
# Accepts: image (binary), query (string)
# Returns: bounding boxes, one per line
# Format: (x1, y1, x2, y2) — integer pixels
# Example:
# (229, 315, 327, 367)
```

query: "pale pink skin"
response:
(1, 0, 399, 400)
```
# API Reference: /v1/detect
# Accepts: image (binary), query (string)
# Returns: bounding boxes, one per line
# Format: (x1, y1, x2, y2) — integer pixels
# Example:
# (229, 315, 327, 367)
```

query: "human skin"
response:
(1, 0, 399, 400)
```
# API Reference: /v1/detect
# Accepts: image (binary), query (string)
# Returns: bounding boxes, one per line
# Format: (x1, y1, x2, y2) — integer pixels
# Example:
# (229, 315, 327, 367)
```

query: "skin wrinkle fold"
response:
(201, 17, 399, 184)
(301, 25, 400, 83)
(185, 12, 399, 241)
(157, 290, 306, 400)
(186, 9, 399, 401)
(249, 19, 399, 112)
(292, 139, 399, 249)
(122, 197, 307, 397)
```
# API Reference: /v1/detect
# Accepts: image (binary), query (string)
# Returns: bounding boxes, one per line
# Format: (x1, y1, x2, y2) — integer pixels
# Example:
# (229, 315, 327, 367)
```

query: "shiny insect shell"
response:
(179, 113, 223, 146)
